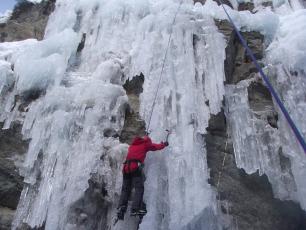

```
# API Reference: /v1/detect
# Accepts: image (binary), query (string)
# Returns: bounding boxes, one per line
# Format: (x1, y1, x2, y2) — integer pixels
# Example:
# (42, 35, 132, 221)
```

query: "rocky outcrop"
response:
(120, 74, 146, 144)
(212, 16, 306, 230)
(238, 2, 255, 12)
(214, 20, 237, 84)
(0, 207, 15, 230)
(205, 111, 306, 230)
(0, 0, 56, 42)
(0, 1, 56, 229)
(194, 0, 233, 8)
(0, 122, 29, 230)
(216, 19, 264, 84)
(66, 172, 113, 230)
(63, 74, 146, 230)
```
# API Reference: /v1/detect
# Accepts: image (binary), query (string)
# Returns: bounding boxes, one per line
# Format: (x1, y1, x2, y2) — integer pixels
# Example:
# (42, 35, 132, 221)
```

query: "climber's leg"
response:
(131, 169, 145, 215)
(117, 173, 132, 219)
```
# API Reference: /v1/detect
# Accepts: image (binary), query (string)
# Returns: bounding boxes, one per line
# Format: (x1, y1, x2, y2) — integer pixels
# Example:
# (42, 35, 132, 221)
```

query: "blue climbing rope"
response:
(216, 0, 306, 154)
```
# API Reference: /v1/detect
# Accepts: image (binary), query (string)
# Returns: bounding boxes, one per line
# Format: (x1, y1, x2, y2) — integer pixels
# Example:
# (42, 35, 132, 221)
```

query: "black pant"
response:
(118, 169, 145, 211)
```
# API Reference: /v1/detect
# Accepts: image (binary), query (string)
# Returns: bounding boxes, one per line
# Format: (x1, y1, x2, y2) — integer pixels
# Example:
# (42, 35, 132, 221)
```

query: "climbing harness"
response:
(146, 0, 183, 132)
(123, 159, 143, 173)
(216, 0, 306, 154)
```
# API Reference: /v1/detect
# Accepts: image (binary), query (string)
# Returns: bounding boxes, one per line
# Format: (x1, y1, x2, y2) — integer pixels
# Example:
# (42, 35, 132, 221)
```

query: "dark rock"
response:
(242, 32, 264, 60)
(66, 175, 111, 230)
(0, 123, 28, 209)
(232, 63, 257, 83)
(123, 73, 144, 96)
(217, 21, 264, 84)
(262, 1, 273, 8)
(247, 81, 279, 127)
(194, 0, 233, 8)
(0, 207, 15, 230)
(0, 1, 54, 228)
(0, 122, 29, 229)
(205, 111, 306, 230)
(238, 2, 255, 12)
(16, 222, 45, 230)
(0, 0, 56, 42)
(279, 148, 292, 173)
(120, 74, 146, 144)
(194, 0, 206, 4)
(206, 108, 227, 137)
(247, 82, 273, 111)
(215, 20, 237, 84)
(77, 33, 86, 53)
(11, 1, 35, 20)
(267, 112, 278, 128)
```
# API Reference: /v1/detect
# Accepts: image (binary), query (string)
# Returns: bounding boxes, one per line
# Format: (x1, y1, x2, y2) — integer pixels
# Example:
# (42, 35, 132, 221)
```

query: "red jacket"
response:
(123, 136, 166, 173)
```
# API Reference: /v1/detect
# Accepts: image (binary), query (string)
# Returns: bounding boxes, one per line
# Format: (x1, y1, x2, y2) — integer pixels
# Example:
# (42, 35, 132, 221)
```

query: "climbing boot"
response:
(130, 209, 138, 216)
(117, 205, 126, 220)
(137, 207, 147, 216)
(138, 202, 147, 216)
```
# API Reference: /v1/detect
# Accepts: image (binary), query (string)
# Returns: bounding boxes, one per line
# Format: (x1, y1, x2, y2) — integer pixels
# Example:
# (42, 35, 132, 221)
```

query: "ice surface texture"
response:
(225, 0, 306, 210)
(267, 9, 306, 74)
(0, 0, 225, 229)
(0, 0, 306, 229)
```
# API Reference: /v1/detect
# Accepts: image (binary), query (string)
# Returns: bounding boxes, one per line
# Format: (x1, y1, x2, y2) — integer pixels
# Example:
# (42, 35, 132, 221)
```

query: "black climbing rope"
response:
(146, 0, 183, 132)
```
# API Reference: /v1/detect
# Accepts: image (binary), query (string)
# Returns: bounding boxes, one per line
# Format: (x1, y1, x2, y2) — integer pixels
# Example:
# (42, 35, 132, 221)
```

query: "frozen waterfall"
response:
(0, 0, 306, 229)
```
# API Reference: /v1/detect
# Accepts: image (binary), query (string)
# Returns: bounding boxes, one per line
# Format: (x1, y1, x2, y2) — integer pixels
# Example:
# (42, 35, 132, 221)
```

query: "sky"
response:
(0, 0, 16, 14)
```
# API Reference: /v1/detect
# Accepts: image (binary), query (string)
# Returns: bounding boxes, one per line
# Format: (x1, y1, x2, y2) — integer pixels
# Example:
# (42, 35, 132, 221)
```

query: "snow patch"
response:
(13, 29, 79, 94)
(0, 10, 12, 24)
(195, 0, 280, 39)
(267, 9, 306, 74)
(26, 0, 44, 3)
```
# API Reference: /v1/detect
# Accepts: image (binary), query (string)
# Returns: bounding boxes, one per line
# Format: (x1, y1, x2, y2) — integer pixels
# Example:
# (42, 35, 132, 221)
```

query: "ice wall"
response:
(225, 79, 297, 201)
(0, 0, 227, 229)
(0, 0, 306, 229)
(224, 0, 306, 210)
(265, 8, 306, 208)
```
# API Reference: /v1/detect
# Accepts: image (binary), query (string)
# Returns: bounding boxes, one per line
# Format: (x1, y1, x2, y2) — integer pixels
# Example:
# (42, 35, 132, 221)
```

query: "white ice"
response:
(0, 0, 306, 229)
(267, 9, 306, 74)
(224, 0, 306, 210)
(0, 10, 12, 24)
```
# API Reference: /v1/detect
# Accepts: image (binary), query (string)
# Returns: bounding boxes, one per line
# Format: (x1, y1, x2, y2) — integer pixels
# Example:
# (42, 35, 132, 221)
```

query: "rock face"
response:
(205, 111, 306, 230)
(0, 0, 55, 42)
(1, 1, 306, 230)
(61, 74, 146, 230)
(0, 1, 56, 229)
(120, 74, 146, 144)
(212, 12, 306, 230)
(194, 0, 233, 8)
(0, 123, 29, 230)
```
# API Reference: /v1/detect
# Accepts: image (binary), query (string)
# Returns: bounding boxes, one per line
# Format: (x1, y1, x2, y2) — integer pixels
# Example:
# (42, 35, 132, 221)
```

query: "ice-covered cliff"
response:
(0, 0, 306, 229)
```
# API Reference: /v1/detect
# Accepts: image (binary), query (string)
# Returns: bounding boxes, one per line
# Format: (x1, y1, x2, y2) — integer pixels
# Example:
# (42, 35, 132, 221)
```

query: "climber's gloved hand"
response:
(163, 141, 169, 146)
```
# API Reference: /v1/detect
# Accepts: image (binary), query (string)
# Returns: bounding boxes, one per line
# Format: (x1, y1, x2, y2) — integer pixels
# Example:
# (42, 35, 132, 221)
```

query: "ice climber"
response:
(117, 135, 169, 220)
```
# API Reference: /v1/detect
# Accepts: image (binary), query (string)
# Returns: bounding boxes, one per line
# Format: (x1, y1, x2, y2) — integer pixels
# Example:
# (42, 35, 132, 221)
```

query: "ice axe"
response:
(165, 129, 171, 143)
